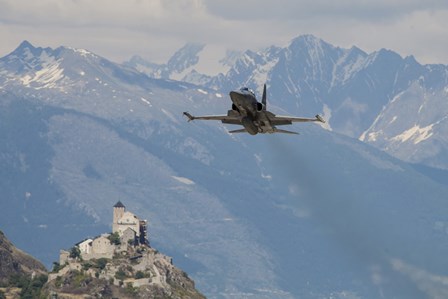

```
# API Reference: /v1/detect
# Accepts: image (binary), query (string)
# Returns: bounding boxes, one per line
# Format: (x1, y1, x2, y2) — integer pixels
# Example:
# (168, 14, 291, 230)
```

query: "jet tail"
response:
(262, 84, 267, 110)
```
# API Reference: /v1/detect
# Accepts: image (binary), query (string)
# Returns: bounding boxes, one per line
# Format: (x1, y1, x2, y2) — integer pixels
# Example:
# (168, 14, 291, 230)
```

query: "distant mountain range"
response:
(1, 38, 448, 298)
(124, 35, 448, 171)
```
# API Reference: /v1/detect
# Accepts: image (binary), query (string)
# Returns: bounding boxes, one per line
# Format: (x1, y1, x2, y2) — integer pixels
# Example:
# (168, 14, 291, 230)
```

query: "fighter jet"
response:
(183, 84, 325, 135)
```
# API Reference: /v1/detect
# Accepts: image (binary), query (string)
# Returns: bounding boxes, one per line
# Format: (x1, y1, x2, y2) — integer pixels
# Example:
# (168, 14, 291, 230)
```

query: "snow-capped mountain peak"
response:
(0, 41, 153, 94)
(122, 34, 448, 169)
(123, 43, 239, 85)
(0, 41, 67, 90)
(3, 40, 448, 299)
(199, 35, 448, 169)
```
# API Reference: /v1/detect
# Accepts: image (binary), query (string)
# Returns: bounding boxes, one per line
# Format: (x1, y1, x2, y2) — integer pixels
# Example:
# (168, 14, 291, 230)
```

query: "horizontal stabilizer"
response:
(228, 128, 248, 134)
(274, 128, 299, 135)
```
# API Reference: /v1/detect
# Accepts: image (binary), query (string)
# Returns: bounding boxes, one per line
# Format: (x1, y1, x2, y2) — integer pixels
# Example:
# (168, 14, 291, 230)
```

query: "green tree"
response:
(19, 274, 48, 299)
(8, 274, 27, 288)
(135, 271, 145, 279)
(108, 232, 121, 245)
(52, 262, 63, 273)
(55, 276, 63, 288)
(82, 261, 94, 271)
(69, 246, 81, 259)
(125, 282, 138, 296)
(115, 269, 127, 280)
(95, 258, 109, 270)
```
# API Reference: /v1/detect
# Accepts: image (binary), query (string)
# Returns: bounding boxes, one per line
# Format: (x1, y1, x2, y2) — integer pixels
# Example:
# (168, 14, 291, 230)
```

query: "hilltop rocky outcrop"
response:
(0, 230, 204, 299)
(41, 201, 205, 298)
(0, 229, 204, 299)
(44, 243, 205, 299)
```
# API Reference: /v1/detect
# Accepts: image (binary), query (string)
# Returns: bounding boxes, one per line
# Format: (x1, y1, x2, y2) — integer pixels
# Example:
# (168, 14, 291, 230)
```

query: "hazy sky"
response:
(1, 0, 447, 67)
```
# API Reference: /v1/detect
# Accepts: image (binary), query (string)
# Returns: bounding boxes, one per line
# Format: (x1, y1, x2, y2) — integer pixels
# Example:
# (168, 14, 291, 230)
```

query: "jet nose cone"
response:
(229, 90, 241, 102)
(229, 90, 240, 97)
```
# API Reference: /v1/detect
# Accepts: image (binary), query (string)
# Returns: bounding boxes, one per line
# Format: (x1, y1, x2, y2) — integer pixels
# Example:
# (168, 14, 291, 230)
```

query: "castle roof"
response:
(114, 201, 125, 208)
(75, 238, 93, 246)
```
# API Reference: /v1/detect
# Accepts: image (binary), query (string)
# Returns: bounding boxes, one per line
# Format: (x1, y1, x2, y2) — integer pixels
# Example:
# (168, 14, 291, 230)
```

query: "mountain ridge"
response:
(2, 40, 448, 298)
(124, 34, 448, 170)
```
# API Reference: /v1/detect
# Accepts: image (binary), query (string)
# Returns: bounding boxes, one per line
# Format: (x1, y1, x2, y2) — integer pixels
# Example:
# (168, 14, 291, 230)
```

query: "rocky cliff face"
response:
(44, 244, 205, 299)
(0, 230, 47, 285)
(0, 230, 48, 298)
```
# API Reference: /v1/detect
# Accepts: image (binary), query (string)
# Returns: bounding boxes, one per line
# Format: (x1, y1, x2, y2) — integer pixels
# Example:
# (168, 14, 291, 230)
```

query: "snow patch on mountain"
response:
(70, 48, 96, 58)
(391, 124, 434, 145)
(331, 47, 367, 87)
(191, 44, 230, 76)
(140, 97, 152, 106)
(161, 108, 179, 124)
(172, 176, 195, 185)
(362, 130, 381, 142)
(252, 57, 278, 88)
(20, 60, 64, 89)
(123, 43, 233, 84)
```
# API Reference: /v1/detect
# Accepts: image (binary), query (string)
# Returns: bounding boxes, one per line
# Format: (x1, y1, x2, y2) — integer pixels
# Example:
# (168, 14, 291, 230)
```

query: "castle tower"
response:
(112, 201, 125, 233)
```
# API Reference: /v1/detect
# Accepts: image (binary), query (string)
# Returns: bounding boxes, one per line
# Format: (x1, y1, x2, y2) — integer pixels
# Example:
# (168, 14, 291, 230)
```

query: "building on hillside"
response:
(77, 239, 93, 255)
(121, 227, 137, 246)
(60, 201, 149, 263)
(91, 235, 114, 258)
(113, 201, 148, 245)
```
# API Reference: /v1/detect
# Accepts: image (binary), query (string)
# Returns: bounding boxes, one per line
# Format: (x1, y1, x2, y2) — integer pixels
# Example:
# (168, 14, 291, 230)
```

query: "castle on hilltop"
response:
(48, 202, 205, 297)
(60, 201, 148, 263)
(112, 201, 148, 245)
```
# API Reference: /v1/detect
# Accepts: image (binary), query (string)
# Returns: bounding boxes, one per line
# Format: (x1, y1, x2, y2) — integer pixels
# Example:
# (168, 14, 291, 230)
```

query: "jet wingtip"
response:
(183, 112, 195, 122)
(316, 114, 326, 123)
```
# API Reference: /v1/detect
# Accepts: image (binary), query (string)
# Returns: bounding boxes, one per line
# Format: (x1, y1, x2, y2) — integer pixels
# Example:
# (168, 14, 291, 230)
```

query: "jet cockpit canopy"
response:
(240, 87, 255, 97)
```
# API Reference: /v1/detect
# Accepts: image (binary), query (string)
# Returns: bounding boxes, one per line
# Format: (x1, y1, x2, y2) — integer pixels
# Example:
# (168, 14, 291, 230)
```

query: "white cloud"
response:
(204, 1, 448, 21)
(0, 0, 447, 66)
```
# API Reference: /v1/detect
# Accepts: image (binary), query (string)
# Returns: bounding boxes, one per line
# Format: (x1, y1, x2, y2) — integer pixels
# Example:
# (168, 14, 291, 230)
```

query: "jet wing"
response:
(269, 114, 325, 125)
(183, 112, 241, 124)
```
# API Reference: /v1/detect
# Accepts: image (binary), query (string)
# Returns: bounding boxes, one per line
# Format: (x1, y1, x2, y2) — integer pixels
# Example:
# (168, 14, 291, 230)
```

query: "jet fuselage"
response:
(229, 88, 259, 117)
(229, 87, 266, 135)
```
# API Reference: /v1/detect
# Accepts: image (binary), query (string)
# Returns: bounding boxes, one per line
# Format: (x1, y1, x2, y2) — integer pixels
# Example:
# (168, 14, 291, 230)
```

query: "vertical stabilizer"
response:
(262, 84, 267, 110)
